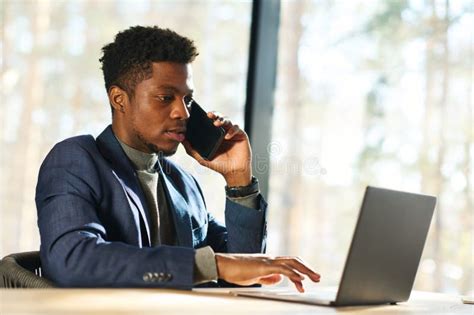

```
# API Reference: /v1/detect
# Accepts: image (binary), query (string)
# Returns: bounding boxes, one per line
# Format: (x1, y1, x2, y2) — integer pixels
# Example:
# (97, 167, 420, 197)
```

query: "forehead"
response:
(143, 62, 193, 88)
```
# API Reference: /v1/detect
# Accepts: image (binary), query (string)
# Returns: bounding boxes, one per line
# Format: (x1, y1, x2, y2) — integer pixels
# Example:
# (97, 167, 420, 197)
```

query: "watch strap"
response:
(225, 176, 259, 198)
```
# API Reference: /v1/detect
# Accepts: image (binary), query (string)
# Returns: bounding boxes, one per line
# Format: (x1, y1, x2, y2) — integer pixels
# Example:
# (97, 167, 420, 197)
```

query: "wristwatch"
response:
(225, 176, 259, 198)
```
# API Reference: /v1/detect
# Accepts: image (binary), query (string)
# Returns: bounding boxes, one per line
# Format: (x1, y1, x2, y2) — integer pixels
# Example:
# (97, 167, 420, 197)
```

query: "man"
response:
(36, 26, 320, 291)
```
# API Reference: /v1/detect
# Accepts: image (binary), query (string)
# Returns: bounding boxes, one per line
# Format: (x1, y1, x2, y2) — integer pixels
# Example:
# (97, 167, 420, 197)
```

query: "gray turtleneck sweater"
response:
(117, 138, 259, 284)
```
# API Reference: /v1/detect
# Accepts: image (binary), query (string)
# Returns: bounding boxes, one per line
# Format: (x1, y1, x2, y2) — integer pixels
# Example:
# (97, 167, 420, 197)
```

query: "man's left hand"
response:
(182, 111, 252, 187)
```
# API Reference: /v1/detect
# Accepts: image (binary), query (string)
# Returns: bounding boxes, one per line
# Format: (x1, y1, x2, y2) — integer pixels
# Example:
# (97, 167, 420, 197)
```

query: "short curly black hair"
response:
(99, 25, 198, 103)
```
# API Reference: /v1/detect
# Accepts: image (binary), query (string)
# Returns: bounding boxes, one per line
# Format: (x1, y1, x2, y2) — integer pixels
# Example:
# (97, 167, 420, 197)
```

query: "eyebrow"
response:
(154, 85, 193, 94)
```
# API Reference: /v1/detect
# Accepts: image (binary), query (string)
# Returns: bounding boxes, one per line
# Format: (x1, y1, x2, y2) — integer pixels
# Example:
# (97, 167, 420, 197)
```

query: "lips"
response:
(165, 128, 186, 142)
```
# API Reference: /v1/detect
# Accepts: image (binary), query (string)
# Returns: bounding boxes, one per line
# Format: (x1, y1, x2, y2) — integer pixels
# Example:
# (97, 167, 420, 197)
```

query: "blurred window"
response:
(268, 0, 472, 295)
(1, 0, 252, 255)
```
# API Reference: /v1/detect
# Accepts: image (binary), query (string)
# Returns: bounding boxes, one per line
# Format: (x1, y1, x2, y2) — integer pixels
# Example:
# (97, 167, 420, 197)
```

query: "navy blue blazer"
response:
(35, 125, 267, 288)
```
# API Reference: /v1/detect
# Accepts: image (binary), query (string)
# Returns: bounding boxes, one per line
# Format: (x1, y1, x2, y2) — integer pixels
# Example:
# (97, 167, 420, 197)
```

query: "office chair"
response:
(0, 251, 54, 288)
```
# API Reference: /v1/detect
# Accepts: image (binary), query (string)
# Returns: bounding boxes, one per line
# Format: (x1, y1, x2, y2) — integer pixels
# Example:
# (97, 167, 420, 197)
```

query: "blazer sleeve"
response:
(224, 195, 268, 253)
(190, 176, 268, 254)
(35, 138, 195, 288)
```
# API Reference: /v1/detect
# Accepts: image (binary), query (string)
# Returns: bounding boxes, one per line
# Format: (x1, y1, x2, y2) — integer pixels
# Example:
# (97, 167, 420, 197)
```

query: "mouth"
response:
(165, 128, 186, 142)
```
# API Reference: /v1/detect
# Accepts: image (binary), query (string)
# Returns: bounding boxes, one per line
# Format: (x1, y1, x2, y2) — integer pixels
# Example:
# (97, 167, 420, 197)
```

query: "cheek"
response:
(131, 101, 168, 123)
(135, 111, 171, 139)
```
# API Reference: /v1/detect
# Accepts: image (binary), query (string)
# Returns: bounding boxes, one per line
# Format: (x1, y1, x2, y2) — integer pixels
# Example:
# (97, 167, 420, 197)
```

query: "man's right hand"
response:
(215, 253, 321, 293)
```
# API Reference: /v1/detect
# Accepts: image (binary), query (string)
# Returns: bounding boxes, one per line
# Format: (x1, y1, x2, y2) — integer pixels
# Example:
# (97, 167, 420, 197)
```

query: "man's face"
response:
(116, 62, 194, 155)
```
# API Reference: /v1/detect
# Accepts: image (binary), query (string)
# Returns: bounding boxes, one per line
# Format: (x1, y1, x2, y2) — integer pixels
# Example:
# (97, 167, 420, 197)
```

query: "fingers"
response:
(267, 264, 306, 293)
(212, 115, 232, 131)
(224, 125, 242, 140)
(208, 111, 227, 126)
(293, 279, 305, 293)
(208, 111, 244, 140)
(213, 118, 232, 128)
(263, 257, 321, 293)
(215, 253, 320, 294)
(275, 257, 321, 282)
(207, 111, 221, 120)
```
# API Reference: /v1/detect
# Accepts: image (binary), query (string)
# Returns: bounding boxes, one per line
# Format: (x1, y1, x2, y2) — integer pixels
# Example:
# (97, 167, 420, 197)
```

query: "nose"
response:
(170, 96, 191, 120)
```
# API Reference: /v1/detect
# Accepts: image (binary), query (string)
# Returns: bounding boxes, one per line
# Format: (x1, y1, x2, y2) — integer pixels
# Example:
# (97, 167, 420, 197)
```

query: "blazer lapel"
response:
(96, 125, 152, 247)
(157, 161, 193, 247)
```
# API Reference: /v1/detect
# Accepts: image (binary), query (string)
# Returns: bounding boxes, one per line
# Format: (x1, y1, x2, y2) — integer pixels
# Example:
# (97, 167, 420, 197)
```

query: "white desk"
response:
(0, 288, 472, 314)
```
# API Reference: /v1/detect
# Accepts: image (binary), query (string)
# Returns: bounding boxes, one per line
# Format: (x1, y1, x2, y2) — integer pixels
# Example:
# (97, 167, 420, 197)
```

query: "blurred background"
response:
(1, 0, 472, 296)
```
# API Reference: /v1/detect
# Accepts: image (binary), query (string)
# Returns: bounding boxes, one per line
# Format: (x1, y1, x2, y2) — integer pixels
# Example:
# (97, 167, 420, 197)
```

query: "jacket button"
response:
(157, 272, 165, 282)
(143, 272, 153, 282)
(166, 273, 173, 281)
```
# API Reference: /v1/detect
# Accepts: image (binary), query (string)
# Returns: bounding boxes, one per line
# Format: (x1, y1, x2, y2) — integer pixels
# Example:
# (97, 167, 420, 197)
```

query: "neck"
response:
(111, 120, 152, 154)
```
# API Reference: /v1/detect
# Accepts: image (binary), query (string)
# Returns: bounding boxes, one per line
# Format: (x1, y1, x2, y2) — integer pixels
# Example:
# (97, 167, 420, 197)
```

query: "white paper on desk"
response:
(193, 286, 338, 296)
(192, 287, 266, 295)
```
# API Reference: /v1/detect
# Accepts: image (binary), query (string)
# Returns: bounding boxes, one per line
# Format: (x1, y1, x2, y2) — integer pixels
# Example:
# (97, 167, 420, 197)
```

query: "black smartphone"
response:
(185, 100, 225, 160)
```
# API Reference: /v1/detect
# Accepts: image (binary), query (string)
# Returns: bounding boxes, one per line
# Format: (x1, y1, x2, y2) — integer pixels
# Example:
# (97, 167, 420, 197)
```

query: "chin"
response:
(160, 148, 178, 157)
(146, 142, 178, 157)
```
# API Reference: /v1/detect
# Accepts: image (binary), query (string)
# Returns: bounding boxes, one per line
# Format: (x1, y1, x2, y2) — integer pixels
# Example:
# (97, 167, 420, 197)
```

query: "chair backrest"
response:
(0, 251, 55, 288)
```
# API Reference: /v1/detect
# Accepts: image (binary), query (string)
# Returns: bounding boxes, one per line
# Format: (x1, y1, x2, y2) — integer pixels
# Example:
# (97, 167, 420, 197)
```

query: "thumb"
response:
(182, 140, 206, 164)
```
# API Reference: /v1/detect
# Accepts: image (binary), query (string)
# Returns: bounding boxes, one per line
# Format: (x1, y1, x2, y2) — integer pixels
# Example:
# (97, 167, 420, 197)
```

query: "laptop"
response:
(232, 186, 436, 306)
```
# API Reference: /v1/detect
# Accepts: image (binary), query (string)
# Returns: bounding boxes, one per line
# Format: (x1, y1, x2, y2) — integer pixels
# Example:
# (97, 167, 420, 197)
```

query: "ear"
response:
(108, 85, 129, 114)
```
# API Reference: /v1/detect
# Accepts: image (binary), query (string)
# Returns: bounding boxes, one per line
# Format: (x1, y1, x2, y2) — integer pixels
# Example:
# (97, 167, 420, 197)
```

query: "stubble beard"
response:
(133, 127, 176, 157)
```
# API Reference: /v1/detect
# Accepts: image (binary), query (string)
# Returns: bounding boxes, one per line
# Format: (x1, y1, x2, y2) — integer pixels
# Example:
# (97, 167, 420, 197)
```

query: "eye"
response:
(156, 95, 174, 103)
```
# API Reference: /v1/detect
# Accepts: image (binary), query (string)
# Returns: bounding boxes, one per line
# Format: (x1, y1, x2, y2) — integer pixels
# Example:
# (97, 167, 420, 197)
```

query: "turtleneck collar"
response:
(116, 137, 159, 173)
